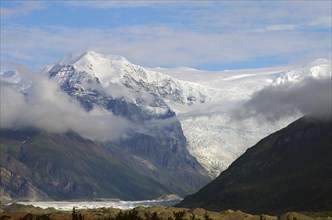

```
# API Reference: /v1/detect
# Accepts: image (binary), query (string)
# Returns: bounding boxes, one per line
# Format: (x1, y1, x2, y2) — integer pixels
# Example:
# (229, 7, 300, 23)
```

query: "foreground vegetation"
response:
(1, 203, 331, 220)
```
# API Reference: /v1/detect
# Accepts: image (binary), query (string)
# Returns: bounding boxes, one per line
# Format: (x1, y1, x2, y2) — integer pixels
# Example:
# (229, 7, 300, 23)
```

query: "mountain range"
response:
(1, 51, 331, 202)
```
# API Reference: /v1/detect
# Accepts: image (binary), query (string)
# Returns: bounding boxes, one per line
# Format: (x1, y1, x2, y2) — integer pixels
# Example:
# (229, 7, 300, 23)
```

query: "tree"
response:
(203, 212, 212, 220)
(145, 212, 160, 220)
(168, 210, 186, 220)
(72, 207, 84, 220)
(72, 207, 77, 220)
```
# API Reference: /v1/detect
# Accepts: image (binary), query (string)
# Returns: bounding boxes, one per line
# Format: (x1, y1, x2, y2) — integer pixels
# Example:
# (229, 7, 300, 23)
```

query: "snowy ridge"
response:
(0, 70, 22, 84)
(155, 66, 290, 104)
(274, 59, 331, 86)
(57, 51, 129, 84)
(52, 51, 214, 107)
(0, 70, 32, 93)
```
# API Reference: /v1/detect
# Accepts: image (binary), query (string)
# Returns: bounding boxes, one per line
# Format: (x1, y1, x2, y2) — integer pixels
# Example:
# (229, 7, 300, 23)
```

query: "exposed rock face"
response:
(0, 153, 50, 202)
(0, 129, 172, 201)
(178, 117, 332, 214)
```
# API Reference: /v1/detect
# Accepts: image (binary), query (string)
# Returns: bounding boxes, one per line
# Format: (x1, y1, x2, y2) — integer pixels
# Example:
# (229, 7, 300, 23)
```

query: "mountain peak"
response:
(58, 50, 128, 67)
(52, 51, 132, 82)
(307, 58, 331, 67)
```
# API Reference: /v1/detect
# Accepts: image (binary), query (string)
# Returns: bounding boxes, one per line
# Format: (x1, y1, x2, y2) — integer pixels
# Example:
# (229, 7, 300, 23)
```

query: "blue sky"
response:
(1, 0, 331, 70)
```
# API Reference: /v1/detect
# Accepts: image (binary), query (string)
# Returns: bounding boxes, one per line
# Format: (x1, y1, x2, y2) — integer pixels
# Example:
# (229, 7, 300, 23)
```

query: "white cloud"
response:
(1, 1, 331, 69)
(0, 1, 46, 18)
(235, 78, 332, 121)
(0, 66, 133, 141)
(1, 23, 330, 69)
(66, 1, 210, 9)
(265, 24, 298, 32)
(309, 16, 332, 28)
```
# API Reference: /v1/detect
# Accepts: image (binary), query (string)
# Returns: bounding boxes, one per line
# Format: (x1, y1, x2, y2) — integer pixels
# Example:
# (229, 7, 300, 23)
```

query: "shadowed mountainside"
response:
(178, 116, 332, 214)
(0, 129, 171, 201)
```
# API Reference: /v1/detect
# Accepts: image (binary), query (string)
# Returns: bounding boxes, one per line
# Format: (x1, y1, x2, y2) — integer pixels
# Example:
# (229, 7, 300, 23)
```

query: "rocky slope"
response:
(0, 129, 172, 202)
(178, 116, 332, 214)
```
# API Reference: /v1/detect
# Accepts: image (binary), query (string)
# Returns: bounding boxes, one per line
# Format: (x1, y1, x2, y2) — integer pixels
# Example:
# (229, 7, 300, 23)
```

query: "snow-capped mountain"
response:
(44, 51, 212, 194)
(0, 51, 213, 198)
(1, 52, 330, 180)
(45, 51, 216, 161)
(48, 51, 211, 111)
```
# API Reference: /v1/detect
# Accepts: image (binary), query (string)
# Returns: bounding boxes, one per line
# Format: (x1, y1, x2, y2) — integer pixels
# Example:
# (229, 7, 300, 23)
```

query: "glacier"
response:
(13, 199, 181, 211)
(154, 58, 331, 177)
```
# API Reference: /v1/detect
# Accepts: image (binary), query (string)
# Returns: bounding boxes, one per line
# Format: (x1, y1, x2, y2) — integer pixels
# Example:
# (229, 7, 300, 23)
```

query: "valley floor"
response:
(1, 203, 331, 220)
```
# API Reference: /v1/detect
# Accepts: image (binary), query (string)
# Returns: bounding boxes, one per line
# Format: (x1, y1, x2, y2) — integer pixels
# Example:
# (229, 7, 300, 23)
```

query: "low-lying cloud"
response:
(0, 66, 133, 141)
(235, 78, 332, 121)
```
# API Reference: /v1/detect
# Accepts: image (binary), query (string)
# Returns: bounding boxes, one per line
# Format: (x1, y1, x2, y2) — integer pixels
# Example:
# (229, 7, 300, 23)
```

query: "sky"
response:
(0, 0, 331, 71)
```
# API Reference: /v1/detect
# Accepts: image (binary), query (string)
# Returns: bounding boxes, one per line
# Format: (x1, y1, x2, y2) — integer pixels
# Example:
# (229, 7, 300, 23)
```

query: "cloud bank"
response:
(0, 66, 133, 141)
(236, 78, 332, 121)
